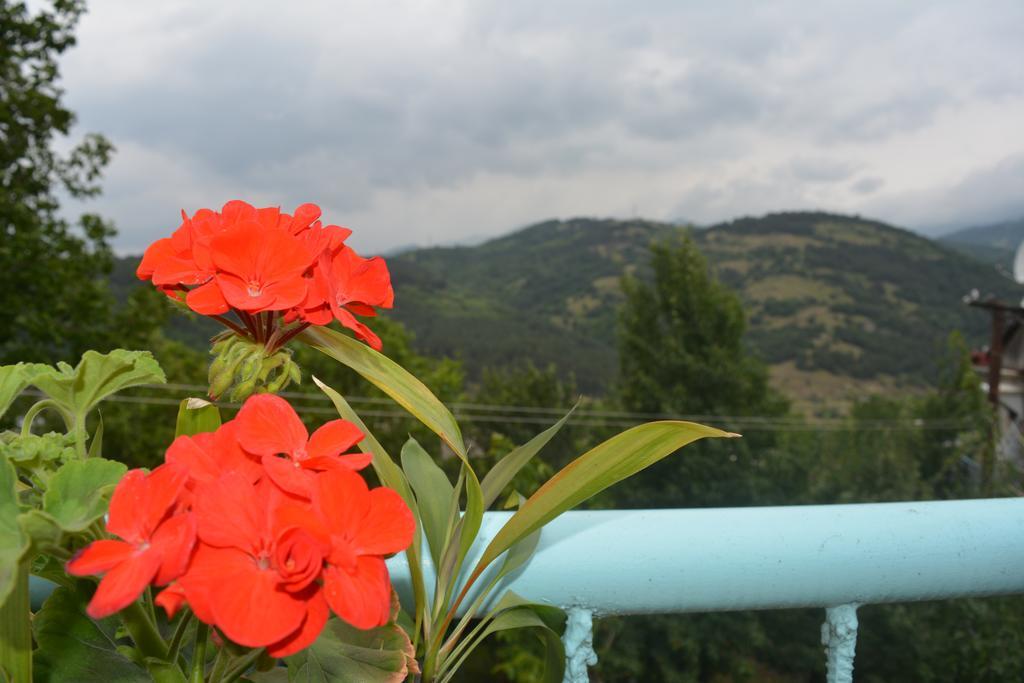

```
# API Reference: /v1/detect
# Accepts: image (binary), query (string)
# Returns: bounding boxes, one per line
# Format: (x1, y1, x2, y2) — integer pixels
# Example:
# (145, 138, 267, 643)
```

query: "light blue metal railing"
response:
(386, 498, 1024, 683)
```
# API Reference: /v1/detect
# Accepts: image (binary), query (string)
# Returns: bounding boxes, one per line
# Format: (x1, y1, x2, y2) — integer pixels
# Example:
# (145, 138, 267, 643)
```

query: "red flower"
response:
(137, 200, 394, 356)
(175, 474, 329, 657)
(235, 393, 371, 498)
(66, 464, 195, 618)
(312, 469, 415, 629)
(164, 421, 262, 490)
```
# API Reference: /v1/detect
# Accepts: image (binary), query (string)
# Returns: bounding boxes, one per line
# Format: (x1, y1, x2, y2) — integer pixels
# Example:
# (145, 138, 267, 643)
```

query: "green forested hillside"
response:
(939, 217, 1024, 269)
(386, 212, 1020, 406)
(112, 211, 1022, 409)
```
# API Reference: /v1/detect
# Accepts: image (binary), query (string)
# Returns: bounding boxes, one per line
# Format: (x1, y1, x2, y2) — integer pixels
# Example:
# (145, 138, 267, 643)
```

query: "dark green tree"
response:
(0, 0, 165, 364)
(613, 234, 789, 508)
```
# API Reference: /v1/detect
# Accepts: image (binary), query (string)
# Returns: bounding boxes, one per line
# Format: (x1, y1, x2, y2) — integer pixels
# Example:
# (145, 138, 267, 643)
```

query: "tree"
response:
(0, 0, 163, 363)
(613, 234, 788, 508)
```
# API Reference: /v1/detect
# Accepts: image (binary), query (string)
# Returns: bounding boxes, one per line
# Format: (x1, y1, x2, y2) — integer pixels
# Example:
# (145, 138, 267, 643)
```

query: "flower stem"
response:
(0, 558, 32, 683)
(120, 599, 169, 660)
(220, 648, 265, 683)
(190, 622, 209, 683)
(210, 315, 250, 339)
(166, 611, 193, 666)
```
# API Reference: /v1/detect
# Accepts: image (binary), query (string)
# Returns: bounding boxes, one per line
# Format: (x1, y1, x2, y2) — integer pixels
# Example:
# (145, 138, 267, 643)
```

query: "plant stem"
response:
(210, 315, 250, 339)
(220, 648, 264, 683)
(20, 399, 70, 436)
(0, 558, 32, 683)
(121, 599, 169, 660)
(190, 623, 209, 683)
(207, 648, 228, 683)
(166, 611, 194, 668)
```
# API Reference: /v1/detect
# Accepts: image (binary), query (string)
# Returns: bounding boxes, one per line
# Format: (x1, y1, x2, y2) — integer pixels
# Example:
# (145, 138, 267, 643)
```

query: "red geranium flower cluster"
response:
(136, 200, 393, 350)
(67, 394, 415, 657)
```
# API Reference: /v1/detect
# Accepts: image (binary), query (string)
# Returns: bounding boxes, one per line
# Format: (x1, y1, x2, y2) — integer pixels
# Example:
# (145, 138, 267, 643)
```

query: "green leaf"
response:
(43, 458, 127, 532)
(0, 364, 35, 420)
(285, 617, 418, 683)
(33, 585, 150, 682)
(17, 510, 62, 555)
(401, 438, 455, 568)
(28, 349, 166, 420)
(0, 457, 27, 605)
(0, 432, 74, 467)
(174, 398, 222, 437)
(440, 592, 565, 683)
(87, 414, 104, 459)
(480, 403, 577, 509)
(468, 421, 736, 594)
(301, 327, 465, 457)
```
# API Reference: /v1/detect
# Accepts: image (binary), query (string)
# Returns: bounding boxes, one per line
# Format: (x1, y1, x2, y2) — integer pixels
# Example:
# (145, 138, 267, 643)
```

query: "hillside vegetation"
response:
(387, 212, 1021, 408)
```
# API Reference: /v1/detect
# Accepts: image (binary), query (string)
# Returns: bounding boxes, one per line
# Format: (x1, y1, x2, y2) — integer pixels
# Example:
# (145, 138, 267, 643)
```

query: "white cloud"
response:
(55, 0, 1024, 252)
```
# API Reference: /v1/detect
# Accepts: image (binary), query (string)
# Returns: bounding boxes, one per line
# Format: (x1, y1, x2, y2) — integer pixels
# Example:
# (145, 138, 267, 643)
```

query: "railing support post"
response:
(821, 603, 859, 683)
(562, 607, 598, 683)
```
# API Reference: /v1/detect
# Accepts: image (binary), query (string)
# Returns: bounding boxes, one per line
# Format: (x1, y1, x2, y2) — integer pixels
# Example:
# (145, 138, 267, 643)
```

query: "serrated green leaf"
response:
(481, 403, 577, 510)
(0, 432, 75, 467)
(401, 437, 455, 568)
(0, 364, 34, 420)
(175, 398, 221, 437)
(0, 457, 27, 605)
(33, 585, 150, 682)
(301, 327, 465, 457)
(17, 510, 62, 555)
(28, 349, 166, 420)
(285, 617, 417, 683)
(43, 458, 127, 532)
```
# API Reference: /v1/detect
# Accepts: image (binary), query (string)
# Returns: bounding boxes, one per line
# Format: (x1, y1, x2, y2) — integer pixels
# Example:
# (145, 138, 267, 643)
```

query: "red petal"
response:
(151, 513, 197, 585)
(314, 469, 370, 539)
(266, 589, 329, 657)
(105, 470, 147, 542)
(260, 276, 309, 311)
(333, 307, 383, 351)
(236, 394, 308, 457)
(194, 473, 265, 553)
(302, 453, 373, 473)
(262, 454, 316, 499)
(189, 545, 308, 647)
(66, 540, 134, 576)
(186, 280, 229, 315)
(323, 557, 391, 629)
(220, 200, 258, 225)
(352, 488, 415, 556)
(86, 548, 163, 618)
(307, 420, 364, 459)
(287, 203, 322, 234)
(155, 583, 188, 619)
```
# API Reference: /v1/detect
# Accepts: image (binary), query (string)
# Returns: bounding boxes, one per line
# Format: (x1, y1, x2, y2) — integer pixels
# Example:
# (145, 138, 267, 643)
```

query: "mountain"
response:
(111, 211, 1023, 410)
(387, 212, 1022, 408)
(939, 217, 1024, 271)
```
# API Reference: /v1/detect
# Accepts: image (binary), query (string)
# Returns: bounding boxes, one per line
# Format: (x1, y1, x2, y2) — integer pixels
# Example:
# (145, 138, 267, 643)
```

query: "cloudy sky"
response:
(57, 0, 1024, 255)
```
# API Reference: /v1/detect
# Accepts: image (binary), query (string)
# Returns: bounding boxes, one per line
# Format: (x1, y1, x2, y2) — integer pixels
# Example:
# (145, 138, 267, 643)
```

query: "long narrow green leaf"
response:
(480, 403, 577, 509)
(401, 438, 455, 568)
(87, 414, 104, 459)
(438, 592, 565, 683)
(301, 327, 465, 457)
(467, 421, 737, 598)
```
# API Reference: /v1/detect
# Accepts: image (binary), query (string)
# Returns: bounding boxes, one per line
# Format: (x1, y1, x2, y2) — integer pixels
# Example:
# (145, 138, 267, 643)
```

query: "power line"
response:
(16, 390, 979, 432)
(131, 383, 979, 429)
